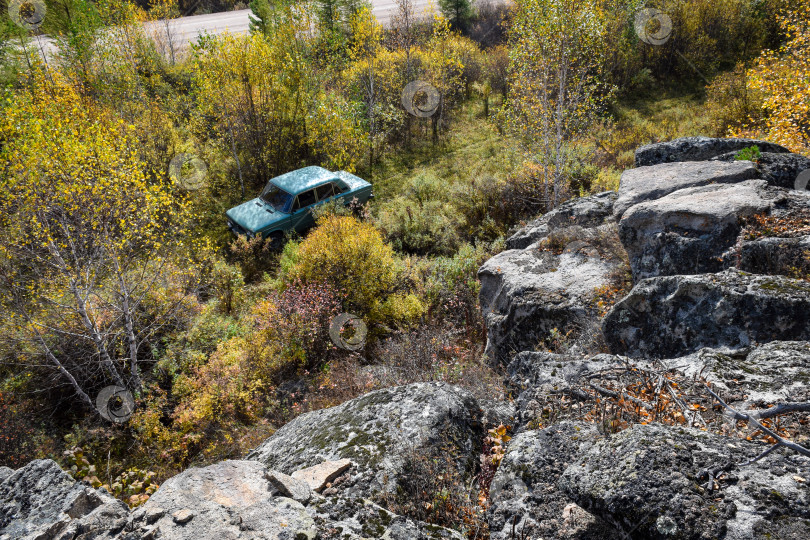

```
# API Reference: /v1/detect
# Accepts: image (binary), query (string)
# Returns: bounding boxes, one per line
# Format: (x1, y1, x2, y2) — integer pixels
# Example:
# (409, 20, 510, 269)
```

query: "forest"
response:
(0, 0, 807, 532)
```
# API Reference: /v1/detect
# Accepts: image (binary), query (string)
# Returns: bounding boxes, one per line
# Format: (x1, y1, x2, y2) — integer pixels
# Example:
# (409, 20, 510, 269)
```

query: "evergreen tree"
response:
(438, 0, 472, 32)
(249, 0, 287, 35)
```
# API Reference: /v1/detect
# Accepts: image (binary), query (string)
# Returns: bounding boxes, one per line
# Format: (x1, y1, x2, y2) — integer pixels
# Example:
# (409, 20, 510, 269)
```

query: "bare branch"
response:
(752, 402, 810, 420)
(706, 385, 810, 462)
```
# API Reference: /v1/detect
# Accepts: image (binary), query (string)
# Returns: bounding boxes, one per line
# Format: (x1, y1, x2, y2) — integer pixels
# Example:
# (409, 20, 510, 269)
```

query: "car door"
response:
(315, 182, 335, 205)
(290, 188, 318, 232)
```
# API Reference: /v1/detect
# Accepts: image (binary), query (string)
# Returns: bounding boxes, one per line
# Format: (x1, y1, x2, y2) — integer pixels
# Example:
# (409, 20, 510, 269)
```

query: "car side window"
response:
(293, 188, 317, 211)
(316, 183, 334, 201)
(333, 181, 350, 194)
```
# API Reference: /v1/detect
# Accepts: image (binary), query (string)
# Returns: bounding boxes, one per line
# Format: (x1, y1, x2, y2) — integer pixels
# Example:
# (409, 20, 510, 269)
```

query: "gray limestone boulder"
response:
(487, 422, 617, 539)
(602, 268, 810, 359)
(127, 460, 317, 540)
(559, 423, 810, 540)
(479, 224, 626, 365)
(308, 497, 465, 539)
(634, 137, 790, 167)
(0, 459, 129, 540)
(735, 192, 810, 277)
(712, 151, 810, 191)
(246, 382, 485, 500)
(613, 160, 759, 219)
(739, 235, 810, 277)
(662, 341, 810, 412)
(618, 180, 774, 280)
(506, 191, 618, 249)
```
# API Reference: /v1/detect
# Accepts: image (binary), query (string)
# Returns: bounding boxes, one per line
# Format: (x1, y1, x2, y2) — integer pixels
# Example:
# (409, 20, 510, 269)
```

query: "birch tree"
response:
(0, 72, 207, 416)
(508, 0, 612, 208)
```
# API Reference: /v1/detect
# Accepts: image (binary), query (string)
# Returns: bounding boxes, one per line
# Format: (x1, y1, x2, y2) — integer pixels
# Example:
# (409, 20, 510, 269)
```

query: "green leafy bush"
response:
(62, 446, 159, 507)
(282, 214, 423, 330)
(419, 242, 498, 331)
(734, 145, 761, 162)
(376, 172, 462, 256)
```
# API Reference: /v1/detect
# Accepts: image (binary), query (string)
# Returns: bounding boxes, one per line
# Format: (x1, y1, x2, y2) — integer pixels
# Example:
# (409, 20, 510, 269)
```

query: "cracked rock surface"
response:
(559, 423, 810, 540)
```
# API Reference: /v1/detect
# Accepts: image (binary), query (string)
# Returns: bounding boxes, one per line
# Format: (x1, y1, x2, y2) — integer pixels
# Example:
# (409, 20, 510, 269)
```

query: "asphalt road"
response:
(150, 2, 437, 41)
(29, 2, 440, 61)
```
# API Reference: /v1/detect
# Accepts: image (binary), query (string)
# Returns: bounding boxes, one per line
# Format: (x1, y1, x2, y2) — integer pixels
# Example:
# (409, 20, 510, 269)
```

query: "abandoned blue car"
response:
(226, 166, 373, 242)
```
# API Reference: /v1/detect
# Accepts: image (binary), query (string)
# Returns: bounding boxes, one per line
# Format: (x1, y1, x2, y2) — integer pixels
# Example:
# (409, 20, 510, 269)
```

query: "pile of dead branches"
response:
(525, 359, 810, 465)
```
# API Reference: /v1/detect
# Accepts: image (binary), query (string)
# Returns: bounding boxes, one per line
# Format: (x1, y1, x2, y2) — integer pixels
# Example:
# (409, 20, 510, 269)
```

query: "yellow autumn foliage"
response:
(283, 215, 424, 329)
(740, 1, 810, 154)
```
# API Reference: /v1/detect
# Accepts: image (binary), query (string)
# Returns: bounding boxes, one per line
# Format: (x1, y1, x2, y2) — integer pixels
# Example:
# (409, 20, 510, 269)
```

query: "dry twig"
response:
(705, 386, 810, 465)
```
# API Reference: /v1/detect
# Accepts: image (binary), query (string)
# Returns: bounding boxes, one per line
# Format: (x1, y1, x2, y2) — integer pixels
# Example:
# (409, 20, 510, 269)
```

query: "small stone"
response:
(291, 459, 352, 493)
(265, 469, 312, 504)
(172, 508, 194, 524)
(140, 525, 160, 540)
(144, 506, 165, 524)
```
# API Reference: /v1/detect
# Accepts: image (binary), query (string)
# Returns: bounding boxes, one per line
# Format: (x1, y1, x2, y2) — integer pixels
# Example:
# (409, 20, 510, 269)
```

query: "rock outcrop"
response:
(247, 382, 485, 499)
(488, 422, 615, 539)
(560, 423, 810, 540)
(602, 268, 810, 358)
(126, 460, 317, 540)
(0, 459, 129, 540)
(615, 163, 810, 280)
(634, 136, 790, 167)
(662, 341, 810, 410)
(506, 191, 618, 249)
(506, 351, 655, 428)
(478, 232, 623, 365)
(618, 180, 775, 280)
(307, 497, 465, 539)
(713, 151, 810, 191)
(480, 191, 629, 366)
(613, 160, 760, 220)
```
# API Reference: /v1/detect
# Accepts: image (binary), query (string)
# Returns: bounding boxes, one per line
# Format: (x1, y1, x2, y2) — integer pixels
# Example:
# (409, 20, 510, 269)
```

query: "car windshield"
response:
(260, 183, 293, 213)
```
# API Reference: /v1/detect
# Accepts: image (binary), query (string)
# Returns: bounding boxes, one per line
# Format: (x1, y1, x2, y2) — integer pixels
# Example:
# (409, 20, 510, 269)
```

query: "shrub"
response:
(376, 172, 463, 255)
(283, 215, 422, 329)
(172, 335, 268, 437)
(705, 65, 764, 137)
(228, 234, 278, 283)
(211, 260, 245, 314)
(251, 279, 343, 374)
(62, 446, 159, 507)
(734, 145, 761, 162)
(420, 242, 494, 332)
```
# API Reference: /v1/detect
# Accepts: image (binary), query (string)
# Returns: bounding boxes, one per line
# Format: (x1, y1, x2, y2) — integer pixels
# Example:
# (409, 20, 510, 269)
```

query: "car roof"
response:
(269, 166, 338, 194)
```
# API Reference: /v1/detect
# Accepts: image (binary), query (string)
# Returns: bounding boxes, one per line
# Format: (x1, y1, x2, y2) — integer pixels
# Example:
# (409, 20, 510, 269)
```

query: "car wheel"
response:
(267, 231, 284, 251)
